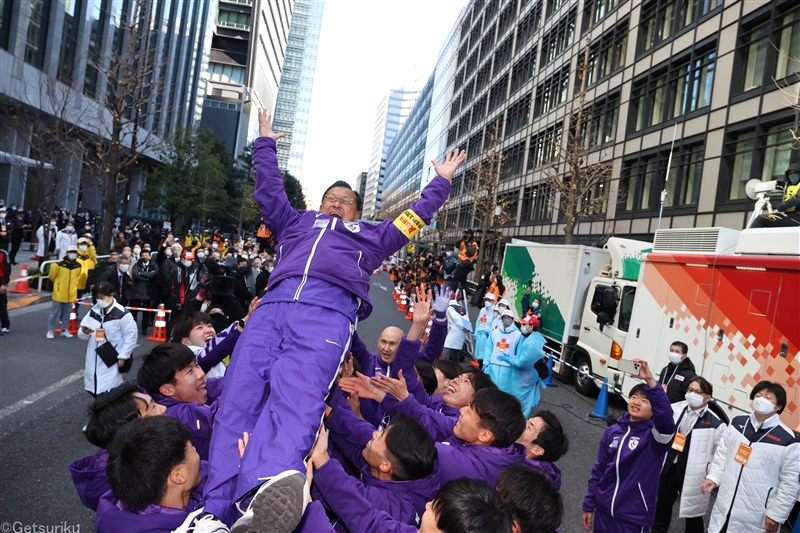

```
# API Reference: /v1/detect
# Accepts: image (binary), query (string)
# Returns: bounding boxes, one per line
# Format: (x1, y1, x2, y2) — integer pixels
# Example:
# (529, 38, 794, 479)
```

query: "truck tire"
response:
(573, 354, 596, 396)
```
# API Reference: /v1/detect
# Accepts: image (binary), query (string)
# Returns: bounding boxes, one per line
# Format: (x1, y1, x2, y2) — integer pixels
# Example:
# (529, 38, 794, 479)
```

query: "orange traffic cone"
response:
(11, 264, 32, 294)
(392, 286, 400, 301)
(405, 299, 414, 320)
(374, 268, 380, 275)
(398, 291, 408, 313)
(147, 305, 168, 342)
(67, 303, 80, 335)
(421, 317, 433, 342)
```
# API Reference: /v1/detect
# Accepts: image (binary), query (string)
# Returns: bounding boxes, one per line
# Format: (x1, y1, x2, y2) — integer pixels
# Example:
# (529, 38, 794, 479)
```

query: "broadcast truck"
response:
(500, 227, 799, 428)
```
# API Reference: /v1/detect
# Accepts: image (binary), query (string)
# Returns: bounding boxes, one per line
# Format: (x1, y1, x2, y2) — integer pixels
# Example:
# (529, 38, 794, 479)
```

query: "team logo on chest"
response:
(343, 221, 360, 233)
(628, 436, 640, 450)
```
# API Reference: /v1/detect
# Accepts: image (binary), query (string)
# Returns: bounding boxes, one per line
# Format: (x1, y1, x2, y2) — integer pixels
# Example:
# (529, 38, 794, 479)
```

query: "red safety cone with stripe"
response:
(405, 299, 414, 320)
(10, 264, 32, 294)
(398, 291, 408, 313)
(392, 286, 400, 301)
(147, 305, 168, 342)
(67, 302, 80, 335)
(374, 268, 380, 275)
(421, 317, 433, 342)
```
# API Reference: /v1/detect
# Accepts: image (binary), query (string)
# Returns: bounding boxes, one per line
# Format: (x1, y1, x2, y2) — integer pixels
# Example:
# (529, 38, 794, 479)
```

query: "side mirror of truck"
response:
(602, 287, 616, 309)
(597, 311, 611, 331)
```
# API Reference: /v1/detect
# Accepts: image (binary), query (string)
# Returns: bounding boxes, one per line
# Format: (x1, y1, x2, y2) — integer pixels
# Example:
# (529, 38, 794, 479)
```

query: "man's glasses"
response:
(323, 194, 356, 205)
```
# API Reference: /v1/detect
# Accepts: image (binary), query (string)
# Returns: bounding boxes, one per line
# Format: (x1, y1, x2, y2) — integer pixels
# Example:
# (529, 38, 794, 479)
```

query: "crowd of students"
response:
(64, 111, 798, 533)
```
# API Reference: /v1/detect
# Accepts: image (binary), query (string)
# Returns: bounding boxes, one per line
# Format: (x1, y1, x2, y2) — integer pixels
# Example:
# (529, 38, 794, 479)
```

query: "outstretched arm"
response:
(253, 110, 299, 237)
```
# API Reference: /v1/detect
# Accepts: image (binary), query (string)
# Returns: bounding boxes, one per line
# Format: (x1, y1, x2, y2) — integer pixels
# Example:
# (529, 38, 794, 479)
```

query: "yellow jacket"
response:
(49, 259, 86, 303)
(76, 245, 97, 290)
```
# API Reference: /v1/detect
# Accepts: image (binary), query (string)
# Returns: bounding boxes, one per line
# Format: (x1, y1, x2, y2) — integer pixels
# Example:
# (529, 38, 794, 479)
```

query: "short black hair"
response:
(322, 180, 362, 211)
(171, 311, 214, 343)
(384, 414, 437, 481)
(433, 478, 512, 533)
(750, 381, 787, 414)
(670, 341, 688, 355)
(687, 375, 713, 396)
(432, 359, 462, 380)
(497, 465, 563, 533)
(629, 383, 648, 400)
(530, 410, 569, 463)
(462, 366, 498, 393)
(415, 359, 438, 396)
(106, 416, 191, 512)
(93, 281, 115, 299)
(137, 343, 196, 395)
(472, 388, 526, 447)
(85, 382, 143, 449)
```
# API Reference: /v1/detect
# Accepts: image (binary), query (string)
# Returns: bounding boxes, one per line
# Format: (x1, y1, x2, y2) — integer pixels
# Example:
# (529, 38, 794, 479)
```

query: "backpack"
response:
(534, 357, 550, 380)
(443, 255, 457, 274)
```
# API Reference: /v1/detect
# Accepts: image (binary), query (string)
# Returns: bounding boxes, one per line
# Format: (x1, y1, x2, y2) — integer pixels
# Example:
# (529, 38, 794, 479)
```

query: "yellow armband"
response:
(393, 209, 425, 239)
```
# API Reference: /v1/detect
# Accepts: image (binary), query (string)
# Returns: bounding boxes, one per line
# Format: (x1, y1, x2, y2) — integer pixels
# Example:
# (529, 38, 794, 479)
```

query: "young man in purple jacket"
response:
(204, 110, 464, 532)
(515, 410, 570, 490)
(582, 359, 676, 532)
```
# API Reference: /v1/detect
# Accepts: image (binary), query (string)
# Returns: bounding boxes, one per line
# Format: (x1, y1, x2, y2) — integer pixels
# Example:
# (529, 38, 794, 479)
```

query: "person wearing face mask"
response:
(0, 206, 9, 251)
(246, 257, 261, 296)
(255, 259, 273, 296)
(472, 293, 497, 369)
(750, 162, 800, 228)
(701, 381, 799, 533)
(491, 298, 512, 332)
(657, 341, 697, 403)
(493, 315, 547, 418)
(441, 295, 469, 362)
(35, 218, 59, 263)
(483, 309, 523, 386)
(522, 287, 543, 326)
(55, 220, 78, 258)
(653, 376, 727, 533)
(130, 249, 159, 336)
(75, 237, 97, 299)
(97, 256, 134, 307)
(78, 282, 137, 396)
(131, 245, 141, 262)
(231, 256, 254, 311)
(47, 245, 87, 339)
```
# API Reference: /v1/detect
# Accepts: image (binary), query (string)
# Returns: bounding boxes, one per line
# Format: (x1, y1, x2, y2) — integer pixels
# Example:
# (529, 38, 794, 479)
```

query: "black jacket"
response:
(658, 357, 697, 403)
(131, 259, 159, 300)
(97, 268, 134, 302)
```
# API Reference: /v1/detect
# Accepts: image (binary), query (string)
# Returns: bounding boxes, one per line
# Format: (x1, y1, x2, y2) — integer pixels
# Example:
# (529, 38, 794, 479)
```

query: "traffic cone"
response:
(392, 286, 400, 301)
(543, 353, 558, 388)
(10, 264, 32, 294)
(147, 305, 168, 342)
(67, 303, 80, 335)
(374, 268, 380, 275)
(588, 377, 610, 420)
(398, 291, 408, 313)
(405, 299, 414, 320)
(421, 317, 433, 342)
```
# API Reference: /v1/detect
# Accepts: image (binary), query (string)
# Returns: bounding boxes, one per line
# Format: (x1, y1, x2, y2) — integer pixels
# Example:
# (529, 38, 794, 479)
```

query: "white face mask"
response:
(685, 391, 705, 408)
(78, 245, 87, 251)
(484, 301, 493, 308)
(118, 264, 129, 273)
(67, 253, 77, 260)
(102, 297, 114, 308)
(183, 259, 193, 268)
(212, 243, 219, 249)
(668, 351, 683, 365)
(520, 325, 533, 335)
(531, 302, 540, 310)
(267, 266, 274, 273)
(253, 262, 262, 269)
(752, 396, 776, 415)
(164, 249, 173, 258)
(197, 252, 205, 259)
(133, 248, 141, 255)
(502, 318, 514, 329)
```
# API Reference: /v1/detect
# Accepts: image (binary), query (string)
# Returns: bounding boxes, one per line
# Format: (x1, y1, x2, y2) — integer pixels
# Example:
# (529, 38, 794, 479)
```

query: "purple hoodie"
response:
(69, 448, 110, 511)
(582, 384, 675, 527)
(436, 435, 529, 488)
(151, 378, 223, 461)
(193, 322, 241, 373)
(382, 392, 457, 442)
(254, 136, 451, 320)
(527, 459, 562, 490)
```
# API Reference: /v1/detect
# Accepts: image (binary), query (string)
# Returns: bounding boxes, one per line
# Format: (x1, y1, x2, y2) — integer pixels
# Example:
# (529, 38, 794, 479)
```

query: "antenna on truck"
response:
(656, 122, 679, 231)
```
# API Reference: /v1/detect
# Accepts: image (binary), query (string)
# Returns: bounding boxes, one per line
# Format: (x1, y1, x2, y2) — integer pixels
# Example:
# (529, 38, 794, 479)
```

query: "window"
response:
(618, 287, 636, 332)
(639, 0, 721, 53)
(218, 9, 251, 29)
(479, 30, 496, 62)
(58, 0, 82, 85)
(534, 65, 569, 117)
(497, 1, 516, 37)
(724, 119, 794, 201)
(511, 48, 536, 94)
(528, 123, 563, 169)
(521, 183, 555, 221)
(458, 41, 469, 65)
(447, 125, 458, 146)
(484, 115, 505, 148)
(451, 97, 462, 119)
(503, 142, 527, 179)
(0, 0, 13, 50)
(494, 36, 513, 73)
(505, 94, 531, 137)
(468, 132, 483, 160)
(454, 68, 465, 91)
(466, 50, 479, 77)
(470, 16, 484, 47)
(540, 8, 576, 67)
(582, 0, 622, 32)
(458, 113, 471, 138)
(209, 62, 246, 84)
(575, 92, 620, 149)
(516, 1, 542, 49)
(472, 95, 488, 124)
(25, 0, 52, 69)
(620, 142, 703, 211)
(586, 19, 628, 86)
(488, 74, 509, 112)
(546, 0, 569, 19)
(498, 191, 519, 225)
(735, 5, 800, 94)
(475, 63, 492, 93)
(630, 44, 715, 132)
(484, 0, 498, 21)
(462, 79, 475, 106)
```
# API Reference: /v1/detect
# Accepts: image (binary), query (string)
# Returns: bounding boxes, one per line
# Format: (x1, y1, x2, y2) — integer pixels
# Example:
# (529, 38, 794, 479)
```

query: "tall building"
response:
(200, 0, 293, 158)
(379, 0, 800, 248)
(274, 0, 324, 179)
(0, 0, 215, 213)
(362, 85, 421, 219)
(354, 171, 367, 200)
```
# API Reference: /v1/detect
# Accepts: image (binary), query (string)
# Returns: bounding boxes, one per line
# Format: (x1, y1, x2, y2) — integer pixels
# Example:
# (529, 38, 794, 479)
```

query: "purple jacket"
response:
(527, 459, 562, 490)
(382, 393, 457, 442)
(295, 501, 336, 533)
(254, 137, 451, 320)
(152, 378, 223, 461)
(582, 384, 675, 527)
(436, 436, 529, 488)
(193, 323, 241, 373)
(95, 461, 208, 533)
(69, 448, 110, 511)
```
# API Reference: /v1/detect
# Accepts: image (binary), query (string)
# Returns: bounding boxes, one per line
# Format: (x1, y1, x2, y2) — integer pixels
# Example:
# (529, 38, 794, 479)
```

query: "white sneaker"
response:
(0, 327, 8, 335)
(174, 509, 230, 533)
(46, 331, 54, 339)
(231, 470, 308, 533)
(60, 330, 73, 338)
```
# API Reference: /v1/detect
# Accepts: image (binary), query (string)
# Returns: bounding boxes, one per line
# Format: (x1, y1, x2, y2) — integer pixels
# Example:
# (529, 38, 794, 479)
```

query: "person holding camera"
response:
(751, 162, 800, 228)
(448, 230, 478, 294)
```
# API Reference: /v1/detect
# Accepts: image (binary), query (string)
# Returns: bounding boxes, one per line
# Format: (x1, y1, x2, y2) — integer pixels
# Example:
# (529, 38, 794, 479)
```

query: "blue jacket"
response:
(582, 384, 675, 527)
(495, 331, 547, 417)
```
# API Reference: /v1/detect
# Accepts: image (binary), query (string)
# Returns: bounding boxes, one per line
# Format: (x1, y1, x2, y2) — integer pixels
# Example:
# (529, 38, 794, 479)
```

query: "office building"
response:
(274, 0, 323, 178)
(354, 171, 367, 200)
(200, 0, 294, 158)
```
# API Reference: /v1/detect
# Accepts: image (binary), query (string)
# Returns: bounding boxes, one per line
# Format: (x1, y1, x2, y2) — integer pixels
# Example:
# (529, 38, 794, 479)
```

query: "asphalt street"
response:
(0, 271, 773, 532)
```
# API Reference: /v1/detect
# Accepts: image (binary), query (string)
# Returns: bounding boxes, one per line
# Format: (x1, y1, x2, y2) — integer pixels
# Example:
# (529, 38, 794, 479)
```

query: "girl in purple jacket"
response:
(582, 359, 676, 533)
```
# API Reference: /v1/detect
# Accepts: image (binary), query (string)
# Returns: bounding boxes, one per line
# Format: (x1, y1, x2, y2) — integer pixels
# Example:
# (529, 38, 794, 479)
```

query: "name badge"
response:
(95, 328, 105, 343)
(734, 442, 752, 465)
(675, 374, 685, 382)
(671, 432, 686, 452)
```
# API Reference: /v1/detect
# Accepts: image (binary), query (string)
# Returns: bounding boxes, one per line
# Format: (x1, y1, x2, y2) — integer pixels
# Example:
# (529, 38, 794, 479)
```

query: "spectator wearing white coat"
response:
(653, 376, 727, 533)
(701, 381, 800, 533)
(441, 296, 468, 362)
(35, 217, 59, 261)
(55, 221, 78, 258)
(78, 281, 138, 396)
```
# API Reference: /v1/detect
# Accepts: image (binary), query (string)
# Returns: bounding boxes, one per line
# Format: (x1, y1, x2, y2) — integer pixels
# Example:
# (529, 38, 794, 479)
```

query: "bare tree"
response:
(543, 38, 613, 244)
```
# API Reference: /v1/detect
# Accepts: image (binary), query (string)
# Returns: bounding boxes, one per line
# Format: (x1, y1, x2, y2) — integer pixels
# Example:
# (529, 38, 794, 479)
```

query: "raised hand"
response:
(258, 108, 285, 141)
(339, 372, 386, 403)
(412, 285, 433, 325)
(370, 370, 409, 401)
(432, 285, 453, 314)
(432, 149, 467, 182)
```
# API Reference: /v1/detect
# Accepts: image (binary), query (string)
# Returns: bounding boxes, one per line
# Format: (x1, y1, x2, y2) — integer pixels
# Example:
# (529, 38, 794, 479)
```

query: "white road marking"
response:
(0, 370, 84, 420)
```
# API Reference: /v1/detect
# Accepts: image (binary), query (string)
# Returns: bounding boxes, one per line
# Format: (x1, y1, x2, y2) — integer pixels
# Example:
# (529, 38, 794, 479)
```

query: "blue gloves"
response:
(497, 355, 512, 365)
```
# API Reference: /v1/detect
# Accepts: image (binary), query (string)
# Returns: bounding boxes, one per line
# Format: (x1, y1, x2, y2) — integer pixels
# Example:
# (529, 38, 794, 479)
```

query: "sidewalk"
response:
(6, 244, 53, 309)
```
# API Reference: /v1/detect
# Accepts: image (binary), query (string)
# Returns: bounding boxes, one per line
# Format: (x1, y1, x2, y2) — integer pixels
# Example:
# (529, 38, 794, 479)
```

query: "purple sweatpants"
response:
(594, 509, 649, 533)
(202, 298, 354, 524)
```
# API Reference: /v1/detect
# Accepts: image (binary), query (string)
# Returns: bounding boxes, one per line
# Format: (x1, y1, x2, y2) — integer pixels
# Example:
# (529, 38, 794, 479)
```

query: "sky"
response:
(298, 0, 468, 207)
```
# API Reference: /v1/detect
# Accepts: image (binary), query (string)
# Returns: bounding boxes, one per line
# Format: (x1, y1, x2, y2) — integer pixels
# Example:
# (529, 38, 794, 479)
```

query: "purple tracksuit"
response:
(151, 378, 223, 462)
(582, 384, 675, 532)
(381, 393, 457, 442)
(527, 458, 562, 490)
(69, 449, 110, 512)
(436, 435, 529, 488)
(193, 322, 241, 373)
(202, 136, 451, 524)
